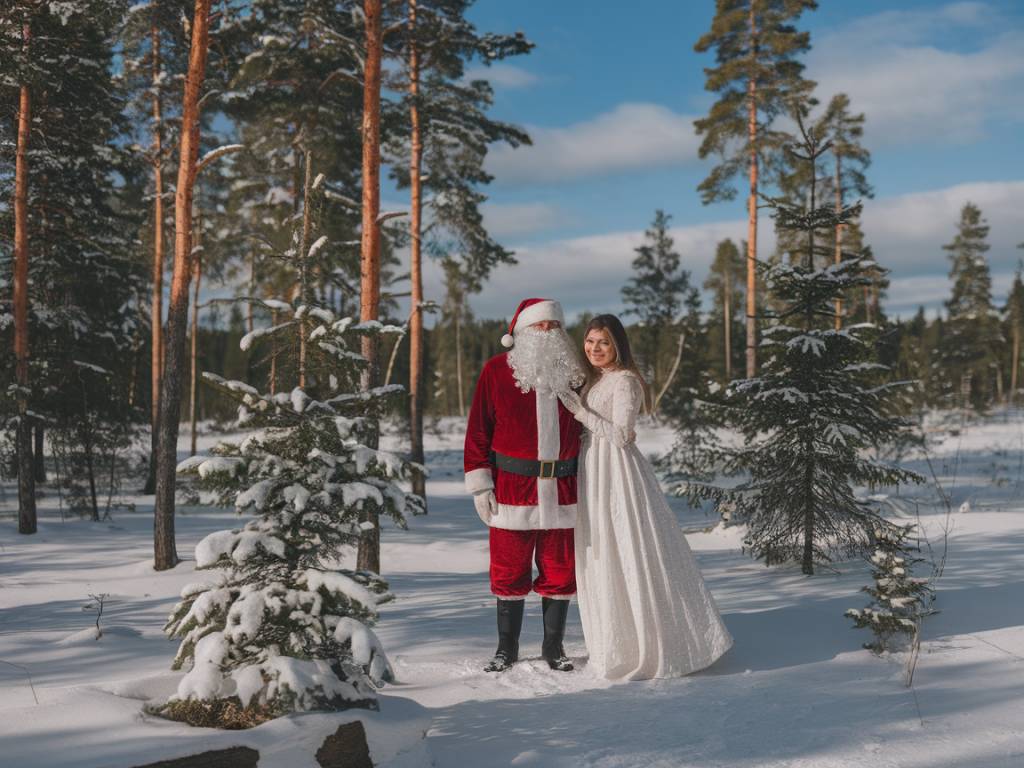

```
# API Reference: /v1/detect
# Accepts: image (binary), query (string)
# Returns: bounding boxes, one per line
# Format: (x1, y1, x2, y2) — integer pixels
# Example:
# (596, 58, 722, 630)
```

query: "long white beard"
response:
(507, 326, 586, 395)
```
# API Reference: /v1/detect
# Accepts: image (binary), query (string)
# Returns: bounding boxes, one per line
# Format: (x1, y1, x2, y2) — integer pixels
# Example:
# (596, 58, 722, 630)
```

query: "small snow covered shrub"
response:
(846, 524, 934, 654)
(160, 304, 423, 726)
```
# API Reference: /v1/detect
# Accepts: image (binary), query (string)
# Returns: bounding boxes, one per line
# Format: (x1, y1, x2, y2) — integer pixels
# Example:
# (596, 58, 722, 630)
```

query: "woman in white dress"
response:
(557, 314, 733, 680)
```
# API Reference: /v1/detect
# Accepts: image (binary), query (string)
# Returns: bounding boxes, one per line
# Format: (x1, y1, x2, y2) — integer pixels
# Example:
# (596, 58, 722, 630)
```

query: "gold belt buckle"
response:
(539, 459, 556, 479)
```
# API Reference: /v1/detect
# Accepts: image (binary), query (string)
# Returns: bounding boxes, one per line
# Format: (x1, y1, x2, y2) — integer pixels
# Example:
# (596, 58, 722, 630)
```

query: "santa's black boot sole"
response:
(485, 598, 524, 672)
(541, 596, 574, 672)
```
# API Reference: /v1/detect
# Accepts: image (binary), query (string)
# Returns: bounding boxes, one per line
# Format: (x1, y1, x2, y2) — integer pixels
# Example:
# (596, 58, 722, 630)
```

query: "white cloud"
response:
(810, 3, 1024, 144)
(486, 103, 701, 185)
(480, 201, 569, 239)
(463, 64, 538, 89)
(407, 180, 1024, 324)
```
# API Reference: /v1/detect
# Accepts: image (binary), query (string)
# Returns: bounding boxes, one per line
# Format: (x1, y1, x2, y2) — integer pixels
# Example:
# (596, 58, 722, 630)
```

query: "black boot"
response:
(484, 598, 524, 672)
(541, 596, 574, 672)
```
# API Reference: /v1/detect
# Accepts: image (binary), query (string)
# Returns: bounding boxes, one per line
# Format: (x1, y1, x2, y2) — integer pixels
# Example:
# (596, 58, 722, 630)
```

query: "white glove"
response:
(473, 490, 497, 525)
(557, 389, 583, 414)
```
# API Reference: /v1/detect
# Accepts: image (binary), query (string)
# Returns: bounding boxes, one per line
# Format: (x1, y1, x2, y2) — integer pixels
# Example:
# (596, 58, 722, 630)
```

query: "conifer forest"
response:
(1, 2, 1022, 767)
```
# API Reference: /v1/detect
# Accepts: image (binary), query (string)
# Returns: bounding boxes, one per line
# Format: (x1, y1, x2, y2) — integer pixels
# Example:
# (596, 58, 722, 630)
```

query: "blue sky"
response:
(405, 0, 1024, 324)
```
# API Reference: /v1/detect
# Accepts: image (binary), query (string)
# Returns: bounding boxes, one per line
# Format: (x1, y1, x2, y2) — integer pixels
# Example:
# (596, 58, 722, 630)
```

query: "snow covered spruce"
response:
(158, 305, 424, 727)
(846, 524, 935, 654)
(671, 115, 925, 575)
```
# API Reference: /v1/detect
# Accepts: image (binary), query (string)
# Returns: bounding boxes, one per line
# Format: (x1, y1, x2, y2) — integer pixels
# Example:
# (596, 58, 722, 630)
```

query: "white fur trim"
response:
(541, 594, 575, 600)
(465, 468, 494, 494)
(491, 593, 528, 600)
(514, 300, 564, 333)
(500, 333, 514, 348)
(488, 503, 577, 530)
(535, 390, 560, 518)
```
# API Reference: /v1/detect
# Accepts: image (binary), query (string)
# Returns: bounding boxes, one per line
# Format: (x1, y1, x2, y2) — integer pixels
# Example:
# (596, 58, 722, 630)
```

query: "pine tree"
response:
(153, 0, 213, 570)
(937, 202, 1002, 411)
(388, 0, 532, 509)
(676, 114, 923, 574)
(703, 238, 747, 383)
(694, 0, 817, 377)
(163, 303, 422, 726)
(621, 210, 700, 416)
(846, 524, 934, 655)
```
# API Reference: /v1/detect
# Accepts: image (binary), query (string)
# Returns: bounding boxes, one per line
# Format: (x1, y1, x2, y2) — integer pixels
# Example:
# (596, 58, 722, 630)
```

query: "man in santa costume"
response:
(464, 297, 586, 673)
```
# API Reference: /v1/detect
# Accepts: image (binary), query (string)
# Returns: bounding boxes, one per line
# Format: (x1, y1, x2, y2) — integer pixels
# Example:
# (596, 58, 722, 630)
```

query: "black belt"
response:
(490, 450, 578, 479)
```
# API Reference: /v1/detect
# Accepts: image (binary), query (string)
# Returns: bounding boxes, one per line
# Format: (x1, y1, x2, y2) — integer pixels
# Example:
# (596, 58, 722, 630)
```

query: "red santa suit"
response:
(464, 299, 581, 600)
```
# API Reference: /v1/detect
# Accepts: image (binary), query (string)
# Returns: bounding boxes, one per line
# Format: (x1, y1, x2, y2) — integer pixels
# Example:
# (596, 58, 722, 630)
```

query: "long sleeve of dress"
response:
(575, 374, 642, 448)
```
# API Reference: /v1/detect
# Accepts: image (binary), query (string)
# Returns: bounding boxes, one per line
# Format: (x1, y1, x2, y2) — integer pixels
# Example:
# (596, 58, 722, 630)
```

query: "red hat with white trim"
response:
(501, 298, 565, 348)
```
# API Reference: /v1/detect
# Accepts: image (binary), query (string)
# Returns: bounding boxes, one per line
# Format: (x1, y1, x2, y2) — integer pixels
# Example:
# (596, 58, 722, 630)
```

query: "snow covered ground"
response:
(2, 414, 1023, 767)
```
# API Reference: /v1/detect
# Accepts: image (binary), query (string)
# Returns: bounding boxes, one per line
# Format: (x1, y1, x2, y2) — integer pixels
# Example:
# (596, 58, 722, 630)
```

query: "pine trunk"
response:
(357, 0, 383, 574)
(146, 20, 166, 496)
(33, 424, 45, 482)
(723, 269, 732, 382)
(745, 4, 758, 379)
(1012, 325, 1020, 403)
(407, 0, 427, 505)
(14, 23, 36, 536)
(834, 154, 843, 330)
(298, 146, 314, 389)
(153, 0, 211, 571)
(189, 211, 202, 457)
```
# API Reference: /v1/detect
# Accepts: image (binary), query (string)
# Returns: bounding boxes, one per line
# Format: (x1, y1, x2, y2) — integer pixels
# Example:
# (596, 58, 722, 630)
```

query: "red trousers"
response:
(489, 527, 576, 599)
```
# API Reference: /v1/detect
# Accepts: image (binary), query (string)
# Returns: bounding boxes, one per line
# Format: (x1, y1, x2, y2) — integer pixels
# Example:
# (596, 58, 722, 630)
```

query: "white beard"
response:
(507, 326, 586, 395)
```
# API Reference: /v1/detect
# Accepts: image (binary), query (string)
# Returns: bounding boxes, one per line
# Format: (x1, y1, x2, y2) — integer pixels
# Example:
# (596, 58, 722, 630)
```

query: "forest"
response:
(1, 1, 1022, 766)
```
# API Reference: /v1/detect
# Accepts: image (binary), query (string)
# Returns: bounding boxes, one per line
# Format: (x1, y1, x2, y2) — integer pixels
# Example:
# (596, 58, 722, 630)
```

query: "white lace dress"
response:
(575, 369, 733, 680)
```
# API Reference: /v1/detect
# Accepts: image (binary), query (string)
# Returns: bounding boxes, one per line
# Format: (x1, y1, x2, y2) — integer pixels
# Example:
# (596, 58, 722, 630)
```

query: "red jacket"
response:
(464, 352, 580, 530)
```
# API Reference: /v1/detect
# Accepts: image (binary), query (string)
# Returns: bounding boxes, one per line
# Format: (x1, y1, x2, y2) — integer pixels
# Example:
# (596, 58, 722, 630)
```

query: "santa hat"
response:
(501, 298, 565, 348)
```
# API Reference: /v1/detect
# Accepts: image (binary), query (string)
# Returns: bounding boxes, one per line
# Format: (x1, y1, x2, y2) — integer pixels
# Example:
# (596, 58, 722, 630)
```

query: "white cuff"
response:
(465, 467, 494, 494)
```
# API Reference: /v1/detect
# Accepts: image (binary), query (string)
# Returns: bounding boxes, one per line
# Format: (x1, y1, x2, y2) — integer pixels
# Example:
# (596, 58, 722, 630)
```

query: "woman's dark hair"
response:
(582, 314, 652, 413)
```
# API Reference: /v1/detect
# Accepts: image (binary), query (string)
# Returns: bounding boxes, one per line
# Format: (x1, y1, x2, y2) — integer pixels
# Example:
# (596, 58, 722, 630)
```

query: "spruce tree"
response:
(676, 114, 923, 574)
(694, 0, 817, 377)
(163, 304, 423, 725)
(621, 210, 700, 415)
(937, 203, 1002, 411)
(846, 524, 934, 655)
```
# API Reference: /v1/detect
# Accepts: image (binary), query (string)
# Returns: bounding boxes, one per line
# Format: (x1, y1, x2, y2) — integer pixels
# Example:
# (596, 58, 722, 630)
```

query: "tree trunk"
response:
(153, 0, 211, 571)
(455, 308, 465, 419)
(247, 251, 256, 334)
(189, 211, 203, 457)
(407, 0, 427, 506)
(14, 22, 36, 535)
(1012, 324, 1020, 404)
(146, 19, 166, 496)
(357, 0, 383, 574)
(723, 267, 732, 382)
(834, 153, 843, 330)
(744, 4, 758, 379)
(801, 446, 815, 575)
(298, 145, 314, 389)
(33, 424, 46, 482)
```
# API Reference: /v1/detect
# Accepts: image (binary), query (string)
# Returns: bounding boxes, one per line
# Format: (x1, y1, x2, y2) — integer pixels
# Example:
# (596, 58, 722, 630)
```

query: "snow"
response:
(2, 412, 1024, 766)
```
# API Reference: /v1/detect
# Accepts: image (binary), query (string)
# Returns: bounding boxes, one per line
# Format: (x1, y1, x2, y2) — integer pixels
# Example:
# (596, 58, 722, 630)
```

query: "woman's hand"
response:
(557, 389, 583, 414)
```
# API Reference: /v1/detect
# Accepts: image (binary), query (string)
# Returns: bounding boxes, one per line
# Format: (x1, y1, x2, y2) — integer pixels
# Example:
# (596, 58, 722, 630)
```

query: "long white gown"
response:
(575, 368, 733, 680)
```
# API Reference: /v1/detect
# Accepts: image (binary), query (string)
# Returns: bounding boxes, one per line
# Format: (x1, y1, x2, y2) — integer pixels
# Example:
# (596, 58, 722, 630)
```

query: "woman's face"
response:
(584, 327, 617, 369)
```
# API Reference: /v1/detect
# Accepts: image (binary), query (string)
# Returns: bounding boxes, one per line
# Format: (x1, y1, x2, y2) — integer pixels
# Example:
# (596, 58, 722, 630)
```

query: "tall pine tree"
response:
(694, 0, 817, 377)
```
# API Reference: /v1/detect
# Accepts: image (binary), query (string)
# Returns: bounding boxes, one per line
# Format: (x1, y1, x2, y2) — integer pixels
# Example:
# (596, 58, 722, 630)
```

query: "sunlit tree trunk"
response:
(153, 0, 212, 570)
(145, 19, 166, 495)
(407, 0, 427, 506)
(357, 0, 383, 573)
(14, 21, 36, 535)
(745, 3, 758, 379)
